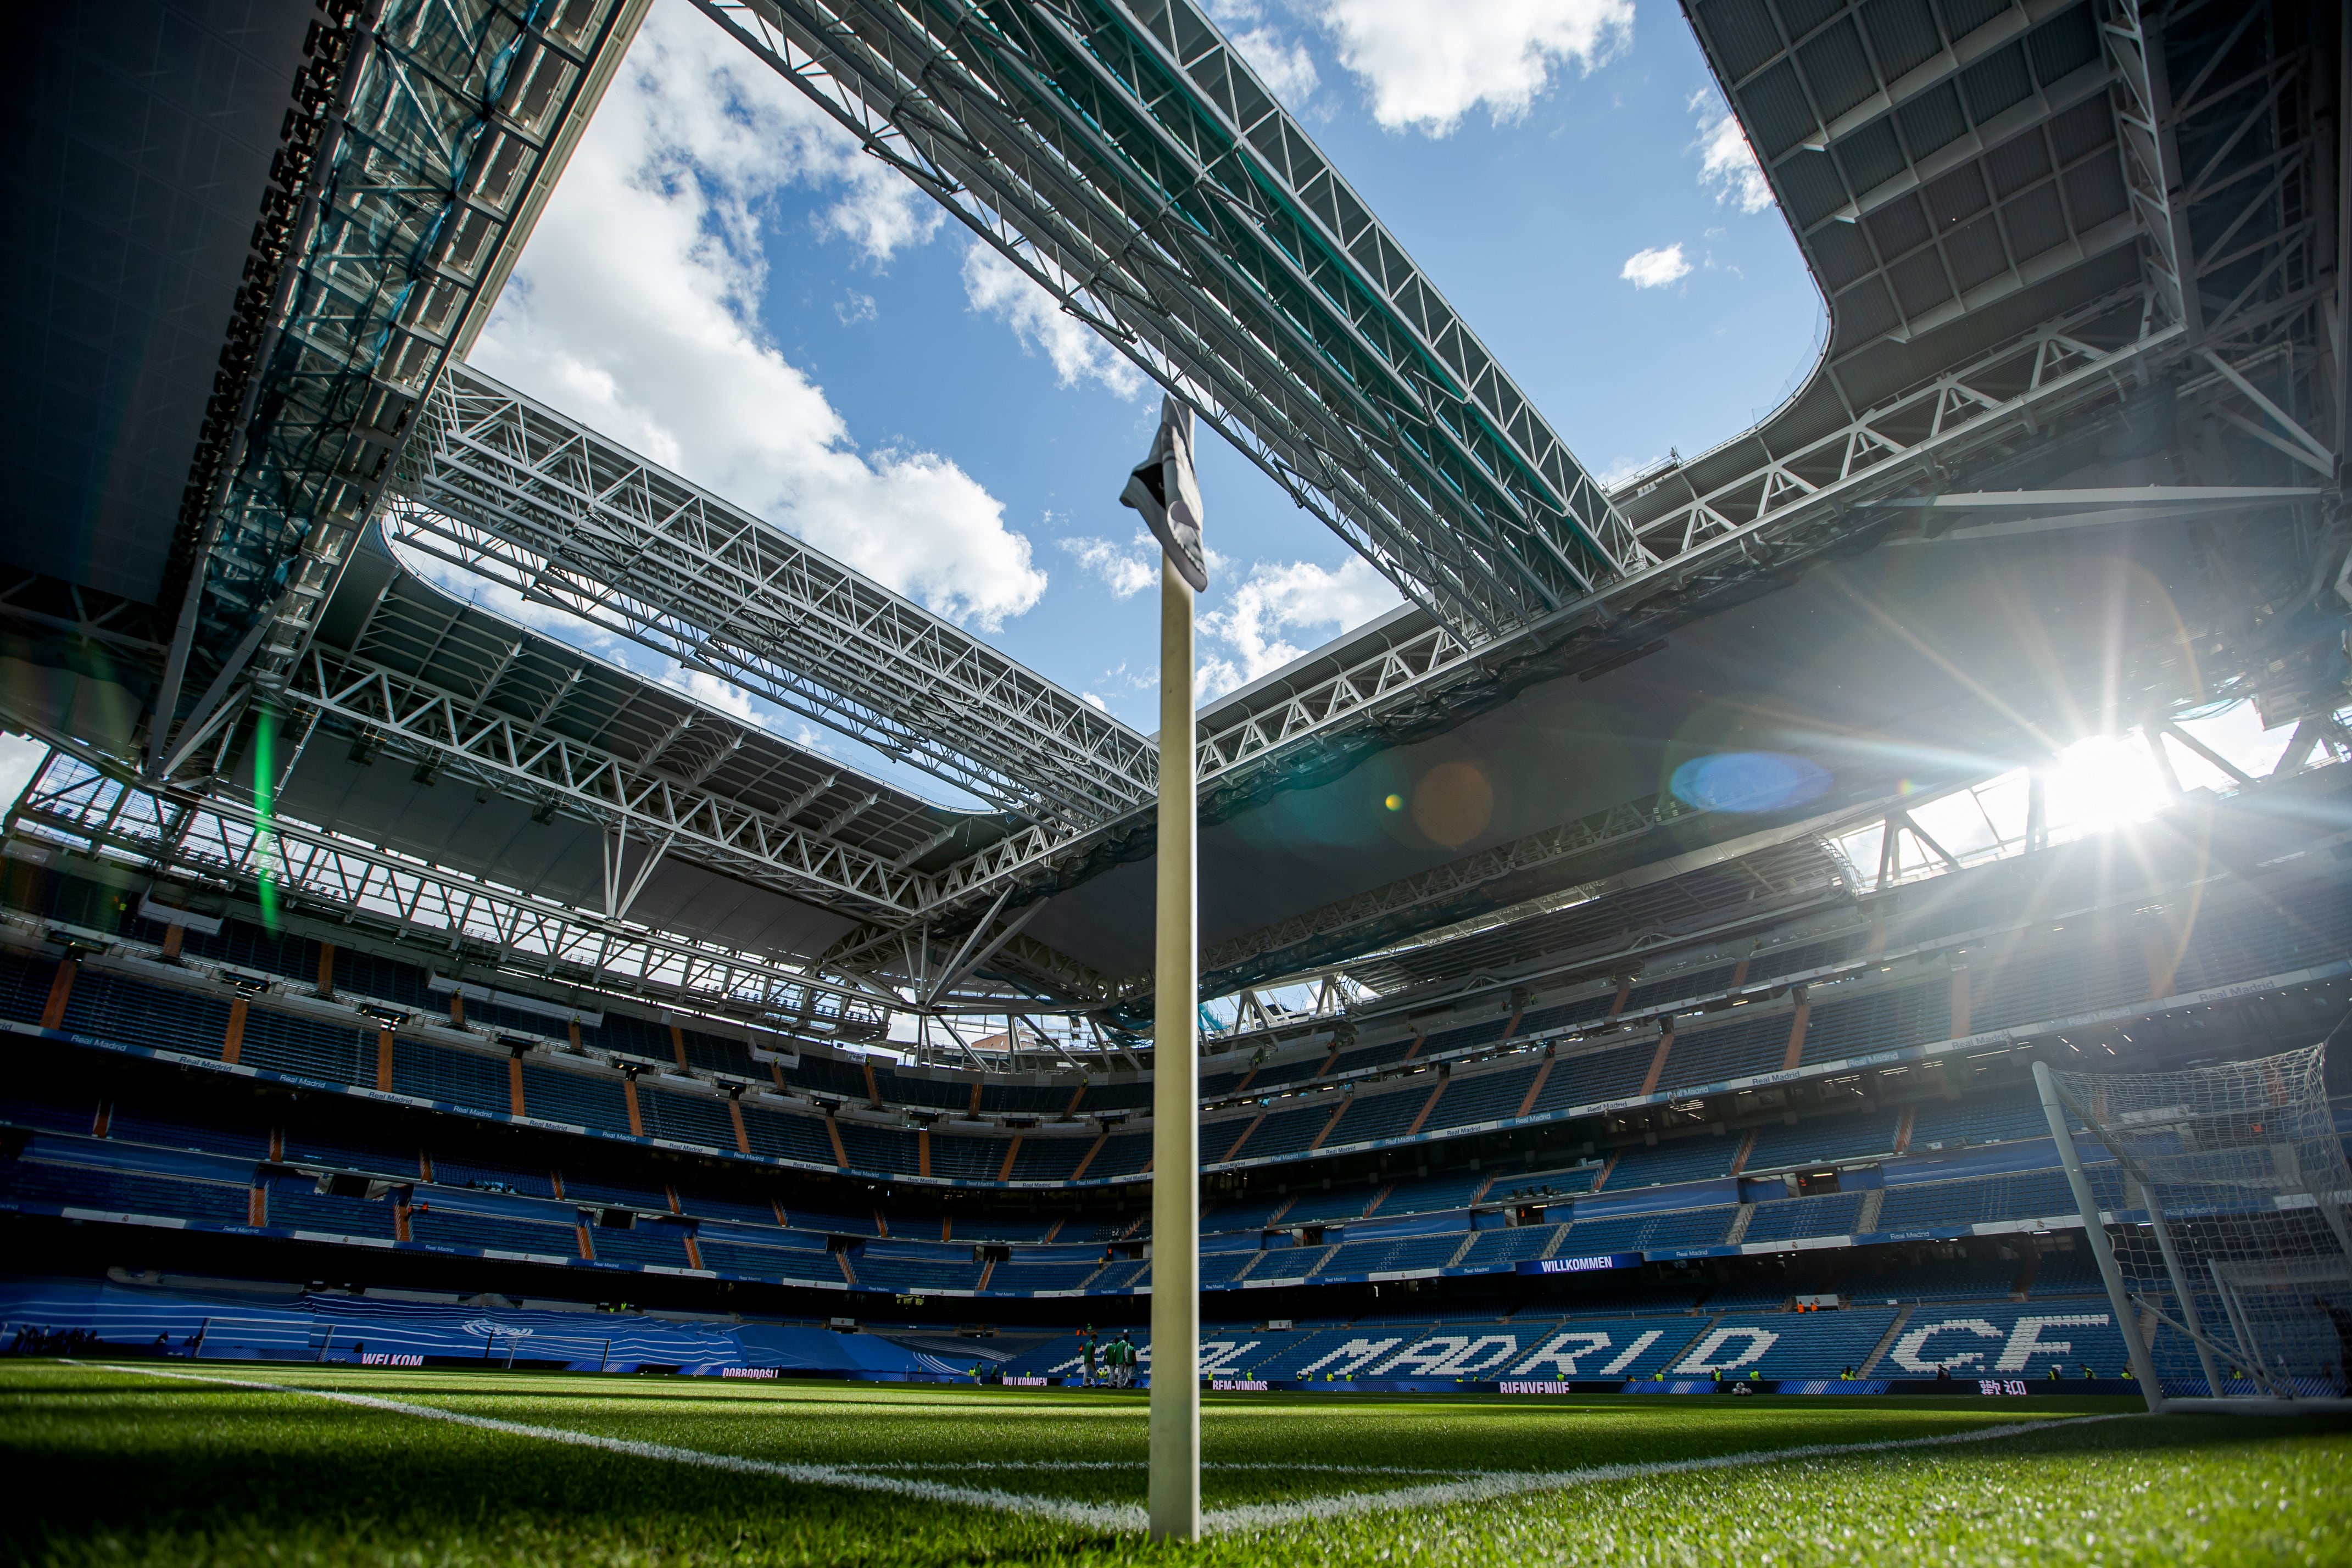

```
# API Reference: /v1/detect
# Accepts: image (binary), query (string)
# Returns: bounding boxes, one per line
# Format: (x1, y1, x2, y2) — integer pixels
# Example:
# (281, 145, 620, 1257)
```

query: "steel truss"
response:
(928, 288, 2186, 910)
(811, 894, 1118, 1006)
(285, 645, 929, 917)
(1627, 294, 2183, 563)
(1184, 0, 2333, 838)
(392, 363, 1154, 825)
(2109, 0, 2333, 365)
(149, 0, 644, 782)
(824, 0, 2332, 931)
(916, 613, 1473, 905)
(1205, 974, 1362, 1046)
(8, 747, 894, 1037)
(948, 314, 2337, 1001)
(692, 0, 1642, 640)
(789, 288, 2217, 973)
(87, 0, 2329, 1028)
(344, 0, 2338, 991)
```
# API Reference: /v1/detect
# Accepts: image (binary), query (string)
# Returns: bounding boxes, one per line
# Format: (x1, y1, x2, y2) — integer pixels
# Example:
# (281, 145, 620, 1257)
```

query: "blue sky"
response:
(423, 0, 1829, 806)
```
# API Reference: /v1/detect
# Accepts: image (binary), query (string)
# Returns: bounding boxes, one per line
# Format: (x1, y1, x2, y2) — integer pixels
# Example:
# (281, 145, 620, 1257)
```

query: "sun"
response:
(2042, 733, 2172, 837)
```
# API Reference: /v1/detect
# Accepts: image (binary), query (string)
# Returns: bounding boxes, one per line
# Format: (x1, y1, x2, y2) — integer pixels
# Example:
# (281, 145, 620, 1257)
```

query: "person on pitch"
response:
(2315, 1297, 2352, 1393)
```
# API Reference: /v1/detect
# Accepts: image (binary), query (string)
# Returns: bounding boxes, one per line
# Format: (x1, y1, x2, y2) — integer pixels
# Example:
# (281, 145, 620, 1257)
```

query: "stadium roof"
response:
(0, 0, 2340, 1057)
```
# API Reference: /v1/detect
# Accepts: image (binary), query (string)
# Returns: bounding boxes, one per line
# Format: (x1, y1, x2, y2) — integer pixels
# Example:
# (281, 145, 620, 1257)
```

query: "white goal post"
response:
(2035, 1040, 2352, 1414)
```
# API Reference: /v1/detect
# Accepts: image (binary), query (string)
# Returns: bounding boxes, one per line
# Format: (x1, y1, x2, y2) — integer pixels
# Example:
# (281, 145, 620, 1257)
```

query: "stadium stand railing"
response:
(0, 838, 2340, 1337)
(2, 849, 2340, 1206)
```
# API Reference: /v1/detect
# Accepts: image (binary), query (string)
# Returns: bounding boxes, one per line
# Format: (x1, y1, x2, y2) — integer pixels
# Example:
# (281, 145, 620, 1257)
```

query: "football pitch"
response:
(4, 1363, 2347, 1565)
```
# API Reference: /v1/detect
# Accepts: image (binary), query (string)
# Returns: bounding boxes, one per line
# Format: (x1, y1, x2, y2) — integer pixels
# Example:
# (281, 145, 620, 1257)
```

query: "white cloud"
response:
(1062, 533, 1161, 600)
(1203, 0, 1321, 102)
(470, 0, 1045, 630)
(960, 244, 1146, 398)
(1231, 25, 1322, 103)
(835, 290, 877, 326)
(675, 668, 760, 722)
(1692, 90, 1773, 213)
(1081, 692, 1111, 712)
(1318, 0, 1634, 134)
(1197, 555, 1402, 698)
(0, 732, 48, 812)
(1621, 243, 1690, 288)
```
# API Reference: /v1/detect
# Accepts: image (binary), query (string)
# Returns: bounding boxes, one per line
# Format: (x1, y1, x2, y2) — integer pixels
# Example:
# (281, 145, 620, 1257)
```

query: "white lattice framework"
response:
(694, 0, 1643, 640)
(285, 644, 931, 918)
(7, 747, 898, 1035)
(393, 365, 1155, 828)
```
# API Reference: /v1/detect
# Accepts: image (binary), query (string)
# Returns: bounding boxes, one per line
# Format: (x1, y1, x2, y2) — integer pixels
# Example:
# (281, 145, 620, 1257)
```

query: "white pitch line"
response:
(1196, 1414, 2140, 1533)
(82, 1363, 2129, 1537)
(83, 1364, 1144, 1533)
(840, 1460, 1476, 1475)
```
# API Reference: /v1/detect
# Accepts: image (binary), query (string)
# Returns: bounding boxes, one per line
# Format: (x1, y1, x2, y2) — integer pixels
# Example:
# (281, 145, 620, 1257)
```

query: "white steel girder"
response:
(191, 0, 2326, 970)
(11, 746, 897, 1033)
(392, 364, 1153, 828)
(692, 287, 2189, 942)
(1624, 295, 2184, 566)
(690, 0, 1644, 640)
(285, 648, 931, 917)
(923, 294, 2316, 927)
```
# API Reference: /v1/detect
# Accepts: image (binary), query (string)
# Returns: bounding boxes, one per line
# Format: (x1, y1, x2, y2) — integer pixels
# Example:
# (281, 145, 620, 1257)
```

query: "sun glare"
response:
(2042, 733, 2172, 836)
(1823, 700, 2345, 892)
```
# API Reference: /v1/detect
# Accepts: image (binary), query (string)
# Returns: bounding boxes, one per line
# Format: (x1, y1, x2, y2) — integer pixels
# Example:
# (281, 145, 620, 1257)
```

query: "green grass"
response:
(3, 1361, 2347, 1565)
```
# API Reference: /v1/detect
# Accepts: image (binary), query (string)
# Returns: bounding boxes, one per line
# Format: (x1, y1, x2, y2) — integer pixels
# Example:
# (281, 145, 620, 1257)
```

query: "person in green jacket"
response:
(1080, 1324, 1097, 1387)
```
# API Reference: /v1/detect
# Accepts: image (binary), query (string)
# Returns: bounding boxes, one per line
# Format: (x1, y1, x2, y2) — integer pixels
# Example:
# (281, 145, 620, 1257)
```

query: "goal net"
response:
(2046, 1042, 2352, 1399)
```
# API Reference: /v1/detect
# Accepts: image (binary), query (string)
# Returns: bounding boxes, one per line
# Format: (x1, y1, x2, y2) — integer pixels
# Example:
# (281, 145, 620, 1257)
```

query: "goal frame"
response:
(2034, 1052, 2352, 1415)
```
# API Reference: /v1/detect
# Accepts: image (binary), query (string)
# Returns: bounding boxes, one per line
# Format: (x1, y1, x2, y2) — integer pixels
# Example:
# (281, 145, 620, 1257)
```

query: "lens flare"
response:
(253, 707, 281, 934)
(1669, 751, 1833, 814)
(1383, 793, 1403, 811)
(1411, 762, 1493, 847)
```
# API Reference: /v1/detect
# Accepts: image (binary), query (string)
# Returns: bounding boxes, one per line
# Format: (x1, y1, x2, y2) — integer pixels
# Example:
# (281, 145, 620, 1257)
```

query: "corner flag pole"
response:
(1123, 397, 1206, 1542)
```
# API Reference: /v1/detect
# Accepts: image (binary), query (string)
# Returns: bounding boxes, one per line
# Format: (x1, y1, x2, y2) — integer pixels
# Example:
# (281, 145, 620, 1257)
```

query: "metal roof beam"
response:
(395, 365, 1155, 825)
(1803, 0, 2080, 153)
(692, 0, 1640, 637)
(149, 0, 648, 777)
(287, 647, 931, 917)
(13, 744, 894, 1031)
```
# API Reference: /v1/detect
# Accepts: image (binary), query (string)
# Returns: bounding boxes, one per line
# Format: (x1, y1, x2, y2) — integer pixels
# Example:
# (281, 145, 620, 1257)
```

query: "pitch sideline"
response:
(77, 1362, 2126, 1536)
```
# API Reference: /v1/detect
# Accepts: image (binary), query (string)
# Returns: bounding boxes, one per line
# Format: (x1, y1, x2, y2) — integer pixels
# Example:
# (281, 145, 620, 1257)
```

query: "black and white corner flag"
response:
(1121, 395, 1207, 593)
